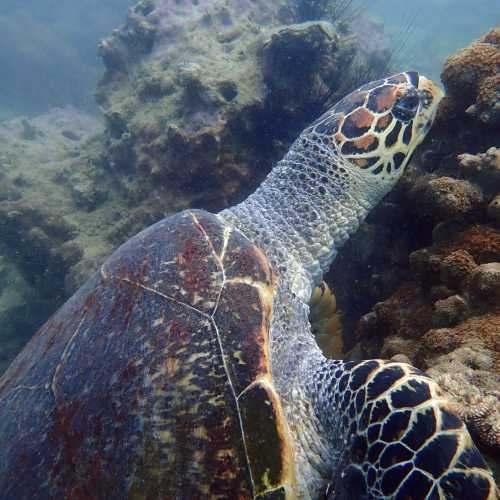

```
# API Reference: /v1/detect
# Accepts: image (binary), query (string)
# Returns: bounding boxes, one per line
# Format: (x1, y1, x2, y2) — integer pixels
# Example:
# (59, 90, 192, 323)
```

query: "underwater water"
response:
(0, 0, 499, 495)
(365, 0, 499, 83)
(0, 0, 134, 121)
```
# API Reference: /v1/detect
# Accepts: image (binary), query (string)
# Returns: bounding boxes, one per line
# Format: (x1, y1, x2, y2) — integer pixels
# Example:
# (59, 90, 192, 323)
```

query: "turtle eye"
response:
(392, 90, 420, 122)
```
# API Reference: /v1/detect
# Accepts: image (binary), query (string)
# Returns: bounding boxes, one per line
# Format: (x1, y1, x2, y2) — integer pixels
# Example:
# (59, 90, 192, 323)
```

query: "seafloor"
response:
(0, 0, 499, 477)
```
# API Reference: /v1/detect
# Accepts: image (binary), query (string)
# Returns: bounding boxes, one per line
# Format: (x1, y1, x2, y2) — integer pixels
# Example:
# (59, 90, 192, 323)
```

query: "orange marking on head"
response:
(390, 74, 407, 83)
(344, 90, 367, 106)
(354, 158, 368, 167)
(372, 86, 399, 112)
(376, 114, 392, 130)
(334, 132, 346, 143)
(346, 108, 374, 128)
(352, 134, 377, 150)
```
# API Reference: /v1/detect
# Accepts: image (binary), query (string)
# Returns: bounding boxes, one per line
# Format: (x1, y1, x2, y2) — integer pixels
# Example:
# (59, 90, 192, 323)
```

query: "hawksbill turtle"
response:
(0, 72, 497, 499)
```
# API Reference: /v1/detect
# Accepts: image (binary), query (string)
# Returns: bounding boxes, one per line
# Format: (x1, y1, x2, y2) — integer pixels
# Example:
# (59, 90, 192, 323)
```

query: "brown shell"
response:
(0, 210, 296, 499)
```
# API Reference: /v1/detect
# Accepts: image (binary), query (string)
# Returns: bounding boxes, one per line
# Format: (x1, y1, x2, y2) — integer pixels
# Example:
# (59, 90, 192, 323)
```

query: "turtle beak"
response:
(418, 76, 444, 117)
(414, 75, 443, 137)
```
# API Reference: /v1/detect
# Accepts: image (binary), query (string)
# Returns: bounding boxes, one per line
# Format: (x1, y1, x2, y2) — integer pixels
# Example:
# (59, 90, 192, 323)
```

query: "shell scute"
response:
(239, 383, 290, 496)
(0, 209, 286, 498)
(102, 209, 224, 315)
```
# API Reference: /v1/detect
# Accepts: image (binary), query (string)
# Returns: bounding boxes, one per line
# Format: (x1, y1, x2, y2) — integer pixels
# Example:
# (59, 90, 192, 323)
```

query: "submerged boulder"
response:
(95, 0, 387, 213)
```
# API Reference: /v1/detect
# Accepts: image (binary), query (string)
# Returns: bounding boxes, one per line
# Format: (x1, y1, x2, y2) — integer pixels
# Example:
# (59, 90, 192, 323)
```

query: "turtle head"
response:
(222, 72, 443, 285)
(310, 71, 443, 186)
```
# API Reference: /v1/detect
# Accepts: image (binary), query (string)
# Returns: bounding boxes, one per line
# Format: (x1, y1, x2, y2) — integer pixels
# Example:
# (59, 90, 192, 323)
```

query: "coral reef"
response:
(326, 31, 500, 461)
(441, 27, 500, 126)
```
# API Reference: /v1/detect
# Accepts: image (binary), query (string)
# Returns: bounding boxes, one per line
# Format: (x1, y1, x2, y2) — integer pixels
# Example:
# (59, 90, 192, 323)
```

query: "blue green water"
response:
(0, 0, 133, 121)
(365, 0, 499, 83)
(0, 0, 497, 121)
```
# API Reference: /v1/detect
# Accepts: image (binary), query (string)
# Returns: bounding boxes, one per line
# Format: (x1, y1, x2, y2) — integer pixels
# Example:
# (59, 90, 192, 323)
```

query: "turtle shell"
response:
(0, 210, 295, 499)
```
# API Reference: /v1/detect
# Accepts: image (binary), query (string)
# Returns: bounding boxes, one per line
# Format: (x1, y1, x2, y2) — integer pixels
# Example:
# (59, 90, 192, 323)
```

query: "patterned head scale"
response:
(311, 72, 443, 178)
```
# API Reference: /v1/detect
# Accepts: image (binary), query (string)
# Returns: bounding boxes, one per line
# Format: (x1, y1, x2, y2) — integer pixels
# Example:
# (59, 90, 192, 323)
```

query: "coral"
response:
(458, 147, 500, 195)
(326, 28, 500, 464)
(409, 175, 483, 221)
(432, 294, 470, 327)
(489, 195, 500, 225)
(470, 263, 500, 306)
(424, 346, 500, 452)
(441, 225, 500, 264)
(441, 27, 500, 126)
(418, 314, 500, 365)
(354, 282, 434, 360)
(440, 249, 477, 290)
(416, 314, 500, 453)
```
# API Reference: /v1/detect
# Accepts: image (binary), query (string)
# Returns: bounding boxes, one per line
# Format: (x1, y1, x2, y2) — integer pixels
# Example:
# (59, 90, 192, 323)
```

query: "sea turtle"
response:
(0, 72, 497, 499)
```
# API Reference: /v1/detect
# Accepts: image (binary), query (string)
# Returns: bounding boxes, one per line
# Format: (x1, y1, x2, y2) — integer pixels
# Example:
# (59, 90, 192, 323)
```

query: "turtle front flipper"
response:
(310, 359, 498, 499)
(309, 282, 343, 359)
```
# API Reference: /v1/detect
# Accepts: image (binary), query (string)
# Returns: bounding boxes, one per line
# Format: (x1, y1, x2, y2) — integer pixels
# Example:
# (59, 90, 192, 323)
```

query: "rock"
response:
(487, 195, 500, 224)
(64, 257, 101, 295)
(390, 353, 412, 364)
(174, 62, 203, 89)
(0, 178, 21, 203)
(20, 118, 39, 141)
(71, 181, 108, 212)
(0, 1, 392, 373)
(412, 176, 483, 221)
(217, 80, 238, 101)
(262, 21, 340, 112)
(440, 249, 477, 290)
(61, 130, 81, 141)
(470, 263, 500, 305)
(425, 346, 500, 452)
(94, 0, 387, 214)
(432, 294, 470, 327)
(0, 256, 8, 294)
(0, 199, 80, 297)
(137, 74, 175, 101)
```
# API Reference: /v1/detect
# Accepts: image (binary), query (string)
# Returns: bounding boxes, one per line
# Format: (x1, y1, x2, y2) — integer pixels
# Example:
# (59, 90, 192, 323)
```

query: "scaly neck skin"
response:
(219, 134, 395, 496)
(220, 132, 390, 301)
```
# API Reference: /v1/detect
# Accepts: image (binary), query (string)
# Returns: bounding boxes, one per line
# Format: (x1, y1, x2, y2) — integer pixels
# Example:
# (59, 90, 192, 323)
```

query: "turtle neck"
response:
(219, 132, 386, 301)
